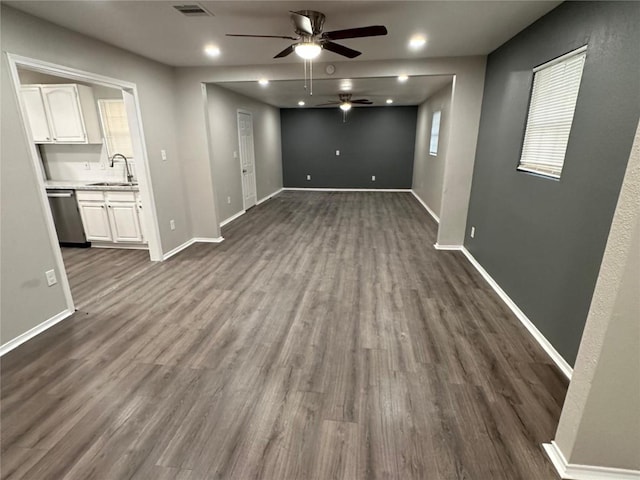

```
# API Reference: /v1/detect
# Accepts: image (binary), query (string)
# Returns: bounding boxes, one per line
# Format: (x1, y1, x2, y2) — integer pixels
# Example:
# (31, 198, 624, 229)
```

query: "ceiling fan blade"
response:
(289, 11, 313, 35)
(322, 41, 361, 59)
(352, 99, 373, 104)
(226, 34, 299, 40)
(322, 25, 388, 41)
(274, 44, 295, 58)
(317, 102, 340, 106)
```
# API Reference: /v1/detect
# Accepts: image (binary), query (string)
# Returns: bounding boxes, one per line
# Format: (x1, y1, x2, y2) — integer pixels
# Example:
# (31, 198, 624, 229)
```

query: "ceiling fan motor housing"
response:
(292, 10, 325, 36)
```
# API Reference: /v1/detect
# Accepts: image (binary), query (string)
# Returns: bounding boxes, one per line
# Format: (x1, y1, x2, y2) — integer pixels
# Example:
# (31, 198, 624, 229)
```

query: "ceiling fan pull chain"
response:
(303, 58, 308, 92)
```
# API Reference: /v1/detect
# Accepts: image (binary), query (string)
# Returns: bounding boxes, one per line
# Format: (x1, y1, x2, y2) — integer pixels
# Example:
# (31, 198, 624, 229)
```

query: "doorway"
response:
(237, 110, 257, 210)
(6, 53, 163, 317)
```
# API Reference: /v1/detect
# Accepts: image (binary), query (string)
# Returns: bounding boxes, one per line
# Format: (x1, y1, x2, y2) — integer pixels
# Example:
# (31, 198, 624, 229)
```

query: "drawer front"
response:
(76, 190, 104, 201)
(105, 191, 136, 202)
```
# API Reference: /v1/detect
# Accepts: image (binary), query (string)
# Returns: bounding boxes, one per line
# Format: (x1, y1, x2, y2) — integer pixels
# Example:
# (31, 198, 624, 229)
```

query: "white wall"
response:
(206, 84, 283, 223)
(1, 5, 192, 345)
(552, 122, 640, 473)
(412, 82, 453, 219)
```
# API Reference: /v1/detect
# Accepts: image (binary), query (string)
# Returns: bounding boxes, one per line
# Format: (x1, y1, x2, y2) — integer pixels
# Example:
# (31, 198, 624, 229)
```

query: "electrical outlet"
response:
(233, 151, 238, 159)
(336, 150, 340, 156)
(84, 162, 90, 170)
(161, 150, 167, 161)
(170, 219, 176, 231)
(470, 226, 476, 238)
(306, 174, 311, 181)
(227, 196, 231, 204)
(372, 175, 376, 181)
(45, 269, 57, 287)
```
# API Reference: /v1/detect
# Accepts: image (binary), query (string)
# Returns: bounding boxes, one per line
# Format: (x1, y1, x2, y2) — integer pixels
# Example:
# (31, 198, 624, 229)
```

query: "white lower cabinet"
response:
(77, 190, 146, 246)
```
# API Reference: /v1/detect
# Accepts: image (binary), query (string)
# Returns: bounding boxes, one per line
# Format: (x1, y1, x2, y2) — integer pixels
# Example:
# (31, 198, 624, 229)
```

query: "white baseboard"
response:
(434, 243, 463, 250)
(162, 237, 225, 260)
(91, 243, 149, 250)
(543, 442, 640, 480)
(461, 247, 573, 379)
(220, 210, 245, 228)
(283, 187, 411, 192)
(0, 308, 74, 356)
(257, 188, 283, 205)
(411, 190, 440, 224)
(193, 237, 224, 243)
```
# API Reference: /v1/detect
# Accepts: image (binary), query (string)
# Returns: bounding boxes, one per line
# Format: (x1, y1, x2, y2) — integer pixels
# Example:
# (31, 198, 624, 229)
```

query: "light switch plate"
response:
(45, 269, 57, 286)
(336, 150, 340, 156)
(306, 175, 311, 181)
(372, 175, 376, 181)
(161, 150, 167, 161)
(170, 219, 175, 231)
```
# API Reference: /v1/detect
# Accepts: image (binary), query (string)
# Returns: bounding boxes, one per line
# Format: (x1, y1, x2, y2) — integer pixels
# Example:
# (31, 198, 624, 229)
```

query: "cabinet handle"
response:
(108, 205, 112, 208)
(101, 205, 105, 209)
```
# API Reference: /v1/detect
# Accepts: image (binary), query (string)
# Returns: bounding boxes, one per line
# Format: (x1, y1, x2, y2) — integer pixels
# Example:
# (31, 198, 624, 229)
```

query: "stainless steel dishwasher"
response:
(46, 189, 89, 246)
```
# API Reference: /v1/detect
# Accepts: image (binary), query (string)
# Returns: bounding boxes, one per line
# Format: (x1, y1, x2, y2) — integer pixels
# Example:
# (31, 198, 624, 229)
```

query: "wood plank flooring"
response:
(1, 191, 568, 479)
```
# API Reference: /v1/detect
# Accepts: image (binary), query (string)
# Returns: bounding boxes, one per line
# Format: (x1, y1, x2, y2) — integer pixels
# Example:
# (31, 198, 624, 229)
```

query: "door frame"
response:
(6, 53, 165, 314)
(236, 109, 257, 210)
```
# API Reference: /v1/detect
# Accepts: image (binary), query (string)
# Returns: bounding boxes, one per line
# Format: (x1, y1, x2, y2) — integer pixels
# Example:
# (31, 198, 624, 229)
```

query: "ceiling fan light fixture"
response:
(386, 99, 394, 104)
(339, 102, 352, 112)
(294, 42, 322, 60)
(298, 100, 305, 106)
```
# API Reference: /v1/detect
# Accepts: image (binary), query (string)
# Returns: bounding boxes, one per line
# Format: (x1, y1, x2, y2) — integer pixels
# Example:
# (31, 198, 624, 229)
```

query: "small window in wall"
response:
(429, 110, 441, 156)
(98, 99, 134, 158)
(518, 46, 586, 179)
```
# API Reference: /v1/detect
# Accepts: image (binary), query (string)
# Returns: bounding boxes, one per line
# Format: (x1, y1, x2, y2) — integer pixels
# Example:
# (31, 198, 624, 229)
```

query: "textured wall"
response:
(464, 1, 640, 365)
(281, 106, 417, 189)
(412, 82, 453, 218)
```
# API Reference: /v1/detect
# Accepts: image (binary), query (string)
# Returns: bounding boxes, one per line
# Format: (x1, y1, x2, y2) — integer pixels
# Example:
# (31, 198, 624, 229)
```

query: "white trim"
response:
(533, 45, 588, 72)
(434, 243, 462, 250)
(193, 237, 224, 243)
(0, 309, 73, 356)
(257, 188, 283, 205)
(92, 244, 149, 250)
(5, 53, 75, 314)
(162, 237, 224, 260)
(283, 188, 411, 192)
(461, 247, 573, 379)
(411, 190, 440, 223)
(543, 442, 640, 480)
(220, 210, 245, 228)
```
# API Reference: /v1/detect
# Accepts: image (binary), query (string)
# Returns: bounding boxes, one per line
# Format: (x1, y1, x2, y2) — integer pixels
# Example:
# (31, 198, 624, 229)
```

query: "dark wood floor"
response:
(1, 191, 567, 479)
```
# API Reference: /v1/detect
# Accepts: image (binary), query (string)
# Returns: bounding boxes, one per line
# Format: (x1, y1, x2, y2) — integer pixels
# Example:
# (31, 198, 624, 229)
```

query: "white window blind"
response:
(98, 99, 134, 158)
(518, 46, 586, 178)
(429, 110, 441, 156)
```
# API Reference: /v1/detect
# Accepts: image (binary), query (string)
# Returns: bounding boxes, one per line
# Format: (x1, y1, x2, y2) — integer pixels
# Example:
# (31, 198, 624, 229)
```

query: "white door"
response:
(21, 87, 53, 143)
(237, 111, 257, 209)
(108, 202, 143, 242)
(41, 85, 87, 142)
(78, 201, 113, 241)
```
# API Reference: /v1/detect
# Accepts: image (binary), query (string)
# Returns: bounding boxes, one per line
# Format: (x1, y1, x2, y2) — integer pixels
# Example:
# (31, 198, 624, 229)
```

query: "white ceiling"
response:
(218, 75, 454, 108)
(7, 1, 560, 67)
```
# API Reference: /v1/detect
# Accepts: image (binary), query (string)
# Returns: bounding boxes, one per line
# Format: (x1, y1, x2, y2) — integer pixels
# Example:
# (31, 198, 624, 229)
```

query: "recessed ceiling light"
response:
(298, 100, 305, 106)
(258, 79, 269, 86)
(398, 74, 409, 82)
(386, 99, 394, 104)
(340, 80, 352, 91)
(409, 36, 427, 49)
(204, 45, 220, 57)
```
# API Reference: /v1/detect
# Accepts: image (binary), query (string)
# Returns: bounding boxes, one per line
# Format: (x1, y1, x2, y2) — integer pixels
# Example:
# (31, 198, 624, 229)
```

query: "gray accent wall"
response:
(465, 1, 640, 365)
(281, 106, 417, 189)
(412, 82, 453, 218)
(205, 84, 283, 223)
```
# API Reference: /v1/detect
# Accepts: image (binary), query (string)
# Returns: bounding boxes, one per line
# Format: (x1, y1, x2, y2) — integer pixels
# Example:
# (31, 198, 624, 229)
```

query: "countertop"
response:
(45, 180, 139, 192)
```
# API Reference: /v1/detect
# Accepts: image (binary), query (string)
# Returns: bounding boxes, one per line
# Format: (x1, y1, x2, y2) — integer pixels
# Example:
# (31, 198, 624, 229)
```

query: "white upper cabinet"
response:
(20, 84, 102, 144)
(21, 87, 52, 143)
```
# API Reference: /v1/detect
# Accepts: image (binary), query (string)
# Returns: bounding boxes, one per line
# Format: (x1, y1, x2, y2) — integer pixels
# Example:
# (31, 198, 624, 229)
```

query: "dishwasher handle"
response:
(47, 192, 74, 198)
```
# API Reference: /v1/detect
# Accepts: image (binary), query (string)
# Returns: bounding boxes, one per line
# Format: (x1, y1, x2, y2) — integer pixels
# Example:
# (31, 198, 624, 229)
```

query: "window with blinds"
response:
(429, 110, 441, 156)
(518, 46, 587, 178)
(98, 99, 134, 158)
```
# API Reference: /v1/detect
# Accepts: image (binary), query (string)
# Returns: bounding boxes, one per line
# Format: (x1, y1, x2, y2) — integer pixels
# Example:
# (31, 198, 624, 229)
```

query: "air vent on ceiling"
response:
(173, 4, 214, 17)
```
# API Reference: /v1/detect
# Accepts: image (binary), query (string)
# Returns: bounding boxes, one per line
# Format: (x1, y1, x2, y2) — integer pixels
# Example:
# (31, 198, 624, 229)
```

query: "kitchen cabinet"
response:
(20, 84, 102, 144)
(77, 190, 146, 245)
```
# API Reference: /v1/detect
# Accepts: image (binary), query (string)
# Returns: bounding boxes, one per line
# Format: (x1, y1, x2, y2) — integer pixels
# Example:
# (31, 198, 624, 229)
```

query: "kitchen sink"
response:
(88, 182, 138, 187)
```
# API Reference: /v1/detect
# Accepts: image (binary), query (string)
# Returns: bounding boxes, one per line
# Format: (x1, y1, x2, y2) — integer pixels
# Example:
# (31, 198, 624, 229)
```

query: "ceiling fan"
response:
(317, 93, 373, 111)
(226, 10, 388, 60)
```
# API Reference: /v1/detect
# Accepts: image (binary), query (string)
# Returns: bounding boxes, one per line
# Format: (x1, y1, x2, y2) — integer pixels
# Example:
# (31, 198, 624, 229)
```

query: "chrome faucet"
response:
(110, 153, 134, 183)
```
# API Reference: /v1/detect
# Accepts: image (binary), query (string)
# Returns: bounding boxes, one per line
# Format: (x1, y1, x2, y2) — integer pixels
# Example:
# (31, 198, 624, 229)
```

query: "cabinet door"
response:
(41, 85, 87, 142)
(21, 87, 53, 143)
(78, 201, 112, 241)
(108, 202, 143, 242)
